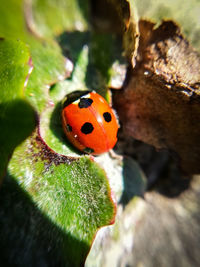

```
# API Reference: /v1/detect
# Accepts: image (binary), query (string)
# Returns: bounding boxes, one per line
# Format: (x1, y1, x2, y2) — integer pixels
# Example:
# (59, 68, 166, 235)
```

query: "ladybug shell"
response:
(62, 90, 119, 155)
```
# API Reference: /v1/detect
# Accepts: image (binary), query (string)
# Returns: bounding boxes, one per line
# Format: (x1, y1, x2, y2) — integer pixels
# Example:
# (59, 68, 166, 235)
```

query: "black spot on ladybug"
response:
(66, 124, 72, 132)
(103, 112, 112, 122)
(83, 147, 95, 154)
(78, 98, 93, 108)
(62, 90, 91, 108)
(81, 122, 94, 134)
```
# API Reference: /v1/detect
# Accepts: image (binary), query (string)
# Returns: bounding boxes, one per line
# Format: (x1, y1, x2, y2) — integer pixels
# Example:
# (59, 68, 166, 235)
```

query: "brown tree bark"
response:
(114, 20, 200, 174)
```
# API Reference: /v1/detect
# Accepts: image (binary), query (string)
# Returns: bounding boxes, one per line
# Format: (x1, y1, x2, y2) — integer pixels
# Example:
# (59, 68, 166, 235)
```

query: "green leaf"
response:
(29, 0, 89, 37)
(5, 131, 115, 266)
(0, 0, 117, 265)
(0, 0, 70, 112)
(0, 39, 35, 179)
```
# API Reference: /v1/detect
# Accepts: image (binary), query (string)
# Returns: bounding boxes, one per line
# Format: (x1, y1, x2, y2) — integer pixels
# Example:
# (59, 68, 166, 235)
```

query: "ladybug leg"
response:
(109, 149, 123, 161)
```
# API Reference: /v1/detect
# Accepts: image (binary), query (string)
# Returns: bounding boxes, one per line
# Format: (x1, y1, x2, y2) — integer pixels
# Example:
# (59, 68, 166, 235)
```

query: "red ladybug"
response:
(62, 90, 119, 155)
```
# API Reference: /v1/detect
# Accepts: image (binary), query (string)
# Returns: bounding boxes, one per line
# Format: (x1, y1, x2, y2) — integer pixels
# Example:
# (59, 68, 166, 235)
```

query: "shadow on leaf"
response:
(0, 172, 89, 267)
(0, 99, 36, 180)
(57, 30, 124, 92)
(49, 100, 82, 154)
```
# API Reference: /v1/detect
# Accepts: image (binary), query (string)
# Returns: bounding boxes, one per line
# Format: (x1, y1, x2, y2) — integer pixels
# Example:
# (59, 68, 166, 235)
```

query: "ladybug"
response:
(62, 90, 119, 155)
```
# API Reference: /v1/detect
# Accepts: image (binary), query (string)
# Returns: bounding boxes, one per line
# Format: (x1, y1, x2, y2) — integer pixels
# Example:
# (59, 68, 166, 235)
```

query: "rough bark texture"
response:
(124, 175, 200, 267)
(114, 20, 200, 174)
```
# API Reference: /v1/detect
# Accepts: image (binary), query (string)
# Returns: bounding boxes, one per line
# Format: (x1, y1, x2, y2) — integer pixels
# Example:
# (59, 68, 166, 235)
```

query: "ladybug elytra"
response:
(62, 90, 119, 155)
